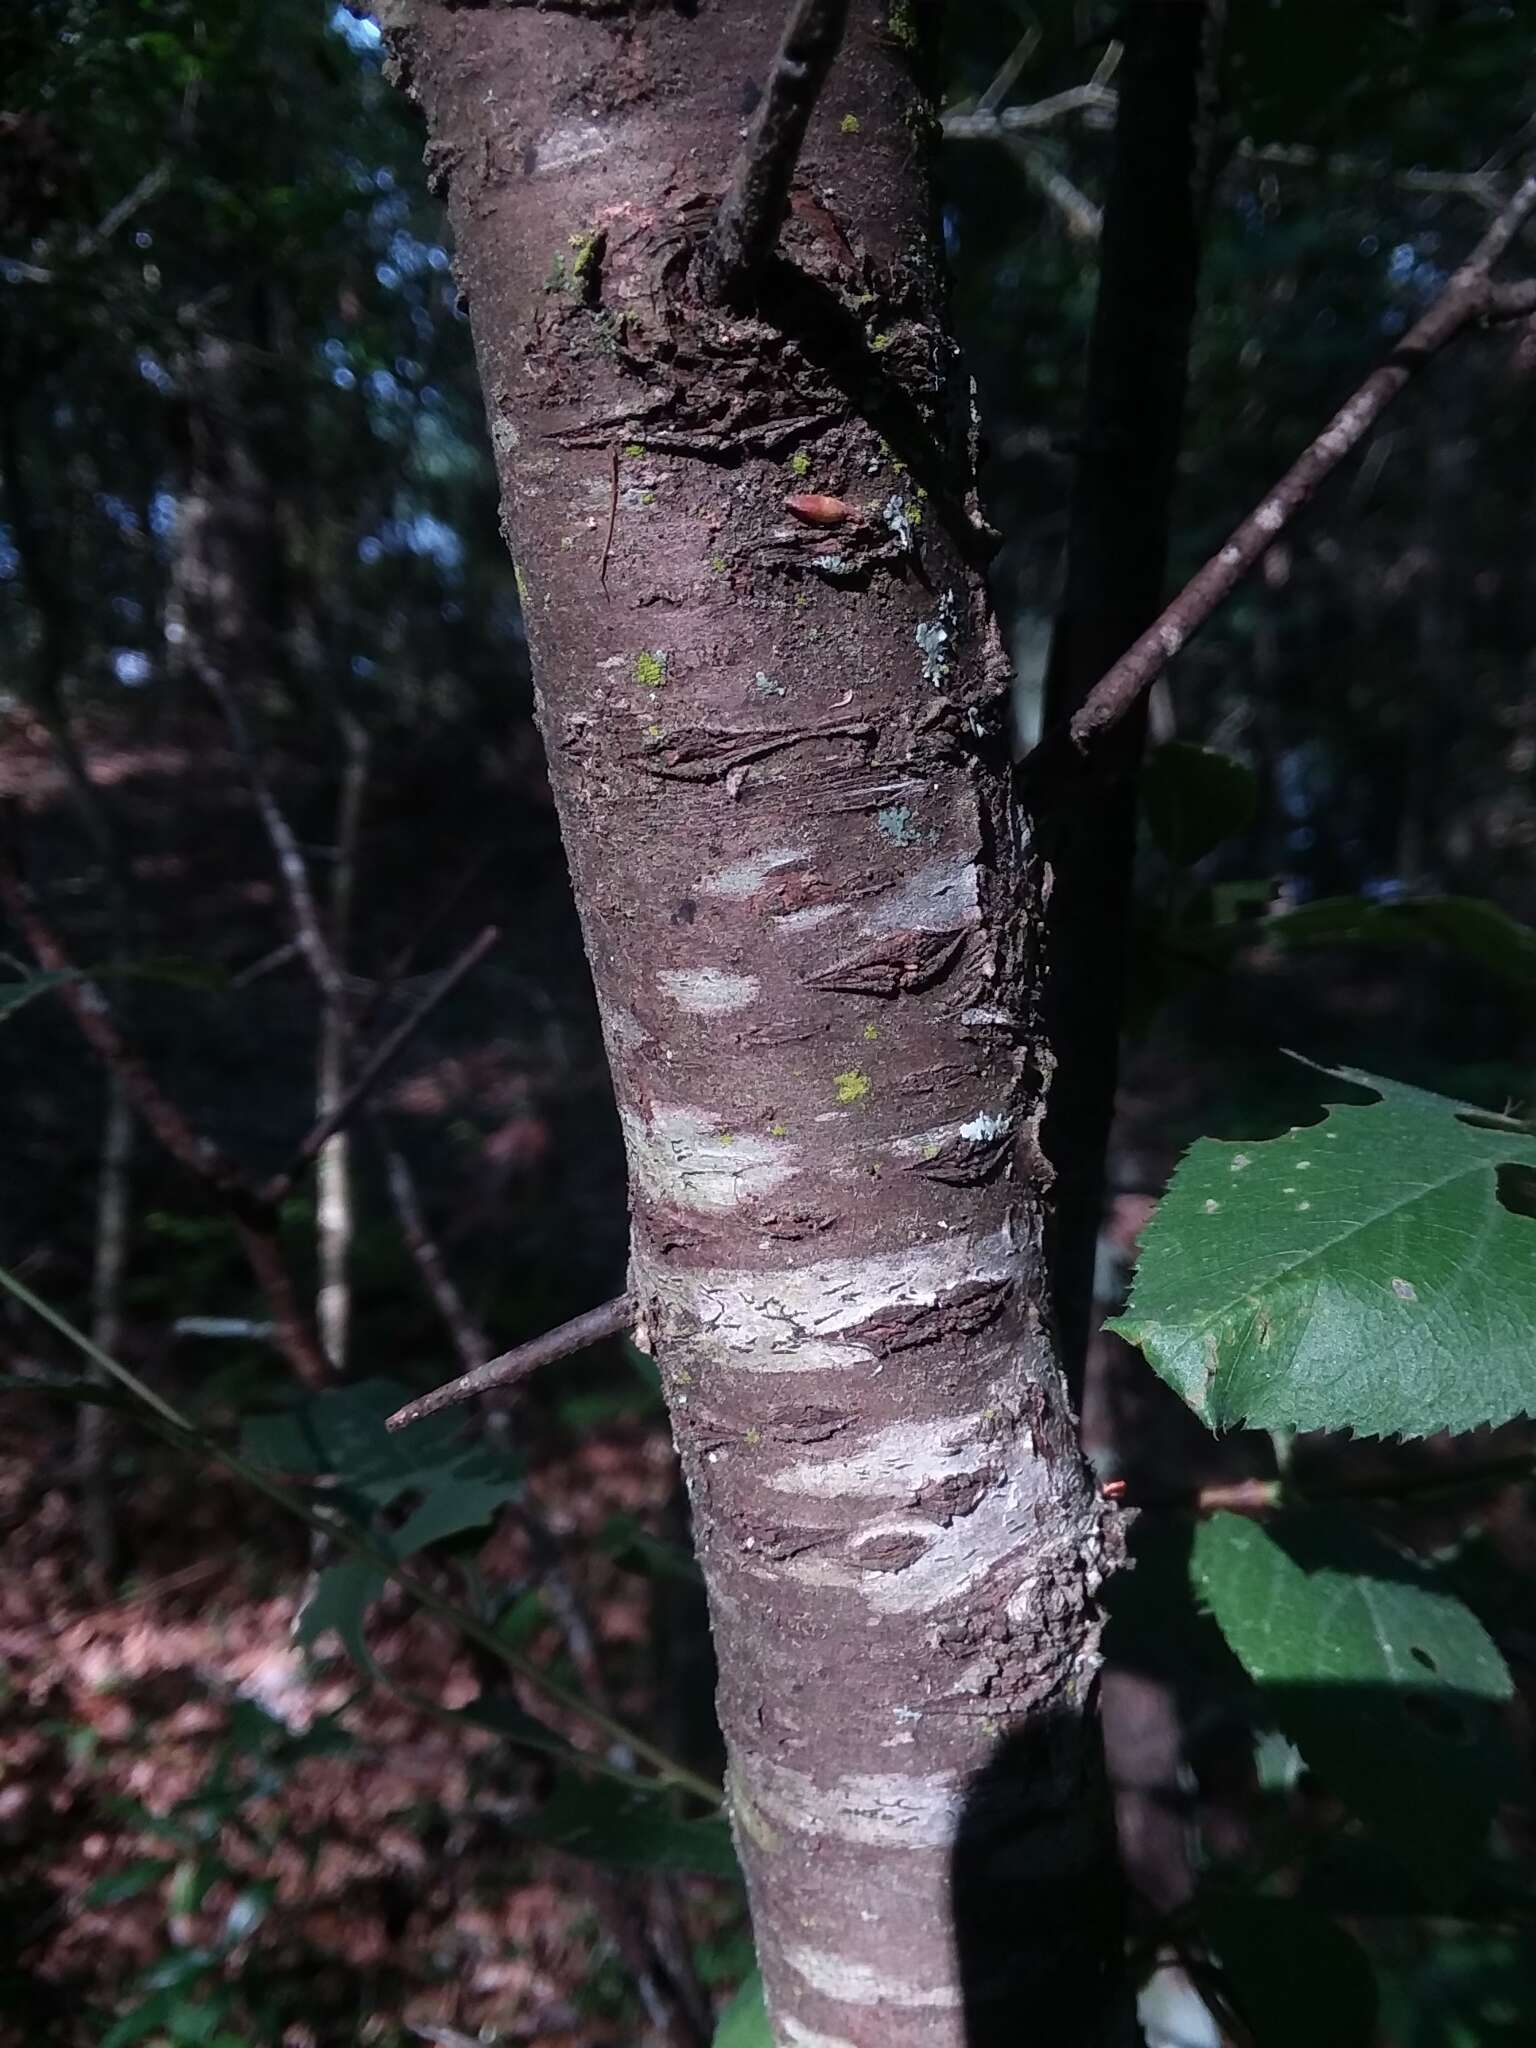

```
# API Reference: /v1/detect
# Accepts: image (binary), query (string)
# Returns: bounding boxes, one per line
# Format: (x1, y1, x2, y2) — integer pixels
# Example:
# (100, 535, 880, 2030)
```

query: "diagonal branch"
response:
(387, 1293, 638, 1432)
(694, 0, 851, 306)
(1040, 168, 1536, 768)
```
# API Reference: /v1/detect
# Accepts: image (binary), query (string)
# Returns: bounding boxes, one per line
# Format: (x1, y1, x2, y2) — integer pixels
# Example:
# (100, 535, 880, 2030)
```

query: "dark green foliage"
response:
(1192, 1513, 1514, 1901)
(509, 1773, 739, 1882)
(1142, 742, 1259, 870)
(1194, 1893, 1378, 2048)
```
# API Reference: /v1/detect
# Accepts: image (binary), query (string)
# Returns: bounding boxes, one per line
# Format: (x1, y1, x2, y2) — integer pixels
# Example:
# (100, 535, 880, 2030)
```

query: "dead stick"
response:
(387, 1292, 638, 1431)
(1054, 168, 1536, 760)
(694, 0, 851, 305)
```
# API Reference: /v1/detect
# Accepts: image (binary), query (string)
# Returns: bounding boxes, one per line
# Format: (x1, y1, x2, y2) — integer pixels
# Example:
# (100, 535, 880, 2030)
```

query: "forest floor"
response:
(0, 1379, 730, 2048)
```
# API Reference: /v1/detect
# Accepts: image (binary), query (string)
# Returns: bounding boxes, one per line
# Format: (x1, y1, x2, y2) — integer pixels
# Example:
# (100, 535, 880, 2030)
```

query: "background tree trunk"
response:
(382, 6, 1128, 2040)
(1036, 1, 1222, 1379)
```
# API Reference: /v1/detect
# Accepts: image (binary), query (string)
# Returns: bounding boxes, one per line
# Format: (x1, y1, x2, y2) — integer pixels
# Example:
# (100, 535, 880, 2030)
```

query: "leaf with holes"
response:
(1192, 1513, 1514, 1901)
(1111, 1065, 1536, 1438)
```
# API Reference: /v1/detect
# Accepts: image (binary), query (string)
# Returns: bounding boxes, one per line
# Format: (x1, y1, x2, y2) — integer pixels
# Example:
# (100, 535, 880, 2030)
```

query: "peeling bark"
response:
(383, 6, 1128, 2040)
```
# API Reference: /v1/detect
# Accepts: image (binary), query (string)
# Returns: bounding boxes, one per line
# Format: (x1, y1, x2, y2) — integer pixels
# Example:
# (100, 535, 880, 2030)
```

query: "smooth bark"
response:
(381, 7, 1127, 2041)
(1033, 3, 1220, 1378)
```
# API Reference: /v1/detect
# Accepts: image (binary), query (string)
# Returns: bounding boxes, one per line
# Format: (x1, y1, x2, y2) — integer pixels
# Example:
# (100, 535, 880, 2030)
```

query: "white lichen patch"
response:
(599, 1004, 650, 1053)
(621, 1104, 799, 1211)
(862, 858, 980, 936)
(641, 1226, 1017, 1374)
(739, 1753, 964, 1852)
(959, 1110, 1011, 1142)
(814, 1467, 1046, 1617)
(698, 847, 810, 899)
(780, 2020, 859, 2048)
(530, 120, 610, 175)
(915, 589, 958, 686)
(773, 903, 848, 934)
(768, 1417, 989, 1501)
(656, 967, 759, 1015)
(784, 1949, 961, 2011)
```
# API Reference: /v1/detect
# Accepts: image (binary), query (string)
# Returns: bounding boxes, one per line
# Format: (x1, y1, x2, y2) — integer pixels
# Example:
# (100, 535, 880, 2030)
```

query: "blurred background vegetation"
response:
(1, 3, 1533, 2044)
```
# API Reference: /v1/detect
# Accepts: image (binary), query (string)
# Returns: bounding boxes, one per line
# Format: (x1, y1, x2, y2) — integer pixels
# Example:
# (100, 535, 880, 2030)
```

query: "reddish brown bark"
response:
(381, 5, 1127, 2040)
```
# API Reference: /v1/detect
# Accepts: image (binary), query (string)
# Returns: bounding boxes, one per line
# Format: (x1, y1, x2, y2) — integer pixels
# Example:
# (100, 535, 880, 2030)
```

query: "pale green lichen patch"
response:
(834, 1069, 872, 1106)
(915, 591, 957, 685)
(788, 449, 812, 478)
(754, 671, 786, 697)
(840, 113, 861, 135)
(632, 650, 667, 689)
(887, 0, 919, 50)
(623, 440, 645, 458)
(876, 804, 924, 847)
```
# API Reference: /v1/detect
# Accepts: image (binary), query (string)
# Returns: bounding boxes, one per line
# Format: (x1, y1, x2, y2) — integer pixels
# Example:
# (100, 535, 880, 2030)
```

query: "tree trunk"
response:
(382, 6, 1127, 2041)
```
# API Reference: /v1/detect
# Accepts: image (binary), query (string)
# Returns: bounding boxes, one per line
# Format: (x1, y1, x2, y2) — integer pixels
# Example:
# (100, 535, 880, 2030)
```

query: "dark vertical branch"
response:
(1033, 2, 1222, 1382)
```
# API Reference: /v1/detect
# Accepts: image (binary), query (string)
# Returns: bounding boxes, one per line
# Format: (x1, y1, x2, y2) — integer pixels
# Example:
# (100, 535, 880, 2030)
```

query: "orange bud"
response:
(784, 493, 854, 526)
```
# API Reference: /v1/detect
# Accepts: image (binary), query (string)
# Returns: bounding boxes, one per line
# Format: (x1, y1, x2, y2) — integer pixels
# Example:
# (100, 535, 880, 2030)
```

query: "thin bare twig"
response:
(1109, 1446, 1536, 1518)
(943, 82, 1115, 143)
(694, 0, 851, 305)
(265, 922, 500, 1201)
(976, 19, 1041, 117)
(1007, 140, 1103, 241)
(1049, 169, 1536, 762)
(316, 719, 369, 1368)
(387, 1293, 638, 1432)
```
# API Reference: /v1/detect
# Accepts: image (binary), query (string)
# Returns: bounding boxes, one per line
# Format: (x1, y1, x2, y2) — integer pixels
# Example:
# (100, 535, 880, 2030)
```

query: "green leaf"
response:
(391, 1462, 523, 1555)
(511, 1772, 740, 1881)
(83, 1859, 176, 1906)
(1192, 1513, 1515, 1901)
(1196, 1894, 1377, 2048)
(1265, 895, 1536, 1001)
(1141, 742, 1257, 867)
(1111, 1064, 1536, 1437)
(242, 1379, 521, 1550)
(714, 1970, 771, 2047)
(295, 1558, 386, 1665)
(599, 1512, 704, 1585)
(445, 1692, 577, 1766)
(240, 1378, 462, 1502)
(1373, 1929, 1536, 2048)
